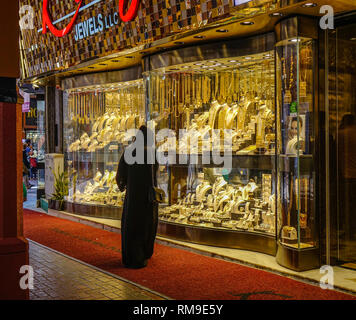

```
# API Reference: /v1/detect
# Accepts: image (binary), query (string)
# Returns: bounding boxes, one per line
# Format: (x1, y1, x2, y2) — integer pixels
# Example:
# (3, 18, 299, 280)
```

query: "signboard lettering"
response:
(42, 0, 140, 38)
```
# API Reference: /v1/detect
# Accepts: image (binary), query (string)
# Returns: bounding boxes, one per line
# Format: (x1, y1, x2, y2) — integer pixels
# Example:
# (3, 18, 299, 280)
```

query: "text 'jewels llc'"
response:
(74, 12, 119, 41)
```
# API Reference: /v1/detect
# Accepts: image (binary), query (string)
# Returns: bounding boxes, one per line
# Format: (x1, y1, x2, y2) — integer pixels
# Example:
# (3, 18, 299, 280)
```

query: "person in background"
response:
(25, 140, 32, 156)
(338, 113, 356, 245)
(23, 143, 31, 190)
(29, 149, 38, 181)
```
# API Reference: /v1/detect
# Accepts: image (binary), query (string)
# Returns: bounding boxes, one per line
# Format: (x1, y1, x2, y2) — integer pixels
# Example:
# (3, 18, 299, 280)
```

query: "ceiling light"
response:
(240, 21, 254, 26)
(216, 29, 228, 33)
(301, 3, 317, 8)
(245, 56, 252, 60)
(229, 60, 237, 63)
(289, 38, 301, 43)
(195, 63, 203, 66)
(351, 38, 356, 41)
(269, 12, 284, 17)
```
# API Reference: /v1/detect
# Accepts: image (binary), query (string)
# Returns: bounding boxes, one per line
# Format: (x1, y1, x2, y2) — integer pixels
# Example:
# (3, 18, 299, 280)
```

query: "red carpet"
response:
(24, 209, 355, 300)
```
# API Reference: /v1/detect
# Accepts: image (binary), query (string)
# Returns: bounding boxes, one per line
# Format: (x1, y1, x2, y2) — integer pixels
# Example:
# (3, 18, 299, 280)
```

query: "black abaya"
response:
(116, 151, 158, 268)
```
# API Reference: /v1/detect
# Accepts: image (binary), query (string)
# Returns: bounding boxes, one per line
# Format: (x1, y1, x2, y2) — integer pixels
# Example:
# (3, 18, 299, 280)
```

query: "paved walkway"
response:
(24, 185, 167, 300)
(29, 241, 166, 300)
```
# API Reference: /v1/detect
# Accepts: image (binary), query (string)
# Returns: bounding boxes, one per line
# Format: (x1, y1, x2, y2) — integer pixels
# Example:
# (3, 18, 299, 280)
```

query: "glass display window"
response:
(63, 80, 145, 217)
(276, 37, 317, 251)
(145, 51, 277, 237)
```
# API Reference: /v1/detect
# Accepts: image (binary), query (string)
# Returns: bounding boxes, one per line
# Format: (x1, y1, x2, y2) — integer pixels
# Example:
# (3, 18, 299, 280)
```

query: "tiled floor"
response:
(23, 184, 39, 211)
(29, 241, 166, 300)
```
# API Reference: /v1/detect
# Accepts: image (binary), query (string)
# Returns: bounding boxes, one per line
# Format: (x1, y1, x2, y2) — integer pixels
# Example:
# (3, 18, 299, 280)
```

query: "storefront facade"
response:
(20, 0, 356, 271)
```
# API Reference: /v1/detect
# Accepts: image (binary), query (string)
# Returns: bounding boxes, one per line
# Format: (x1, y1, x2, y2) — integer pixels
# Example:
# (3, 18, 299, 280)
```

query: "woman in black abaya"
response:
(116, 125, 158, 269)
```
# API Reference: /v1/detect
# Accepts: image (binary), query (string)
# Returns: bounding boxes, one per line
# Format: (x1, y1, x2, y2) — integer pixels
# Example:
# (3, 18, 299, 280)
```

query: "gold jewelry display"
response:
(224, 104, 239, 130)
(296, 178, 308, 229)
(209, 101, 222, 129)
(214, 195, 230, 212)
(300, 45, 312, 98)
(218, 103, 230, 130)
(212, 177, 227, 196)
(283, 54, 294, 104)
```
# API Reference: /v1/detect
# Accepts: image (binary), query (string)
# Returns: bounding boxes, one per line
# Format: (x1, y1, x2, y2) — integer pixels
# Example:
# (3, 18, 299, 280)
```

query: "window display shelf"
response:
(64, 201, 123, 220)
(158, 153, 276, 171)
(278, 155, 314, 174)
(157, 221, 277, 255)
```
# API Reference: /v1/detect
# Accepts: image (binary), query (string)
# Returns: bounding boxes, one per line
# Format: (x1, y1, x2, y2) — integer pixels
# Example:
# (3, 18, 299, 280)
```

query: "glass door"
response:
(327, 22, 356, 265)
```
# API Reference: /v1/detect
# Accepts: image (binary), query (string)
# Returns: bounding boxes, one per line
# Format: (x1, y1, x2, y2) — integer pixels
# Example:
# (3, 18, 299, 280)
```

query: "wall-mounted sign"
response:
(42, 0, 140, 38)
(25, 99, 38, 127)
(22, 94, 31, 113)
(74, 12, 119, 41)
(19, 88, 31, 112)
(42, 0, 83, 37)
(119, 0, 140, 22)
(20, 0, 276, 79)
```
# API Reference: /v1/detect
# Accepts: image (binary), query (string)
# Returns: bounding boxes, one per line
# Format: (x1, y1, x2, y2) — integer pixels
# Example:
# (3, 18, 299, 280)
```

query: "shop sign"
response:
(25, 100, 38, 127)
(42, 0, 140, 38)
(22, 0, 267, 79)
(23, 99, 31, 113)
(74, 12, 119, 41)
(19, 89, 31, 113)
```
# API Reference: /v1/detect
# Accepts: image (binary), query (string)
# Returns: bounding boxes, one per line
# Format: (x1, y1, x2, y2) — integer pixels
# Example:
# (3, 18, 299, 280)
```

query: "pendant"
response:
(300, 213, 307, 229)
(300, 81, 307, 98)
(284, 90, 292, 104)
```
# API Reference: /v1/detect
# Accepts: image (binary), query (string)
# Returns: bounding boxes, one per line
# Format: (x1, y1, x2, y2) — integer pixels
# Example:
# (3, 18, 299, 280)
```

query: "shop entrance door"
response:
(327, 22, 356, 266)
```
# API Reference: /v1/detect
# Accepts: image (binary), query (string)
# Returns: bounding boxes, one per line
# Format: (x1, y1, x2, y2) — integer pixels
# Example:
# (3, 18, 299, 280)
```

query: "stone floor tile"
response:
(28, 241, 165, 301)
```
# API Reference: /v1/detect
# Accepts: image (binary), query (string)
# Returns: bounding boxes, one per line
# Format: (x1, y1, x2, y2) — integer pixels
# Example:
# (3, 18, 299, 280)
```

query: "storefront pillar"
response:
(0, 1, 29, 300)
